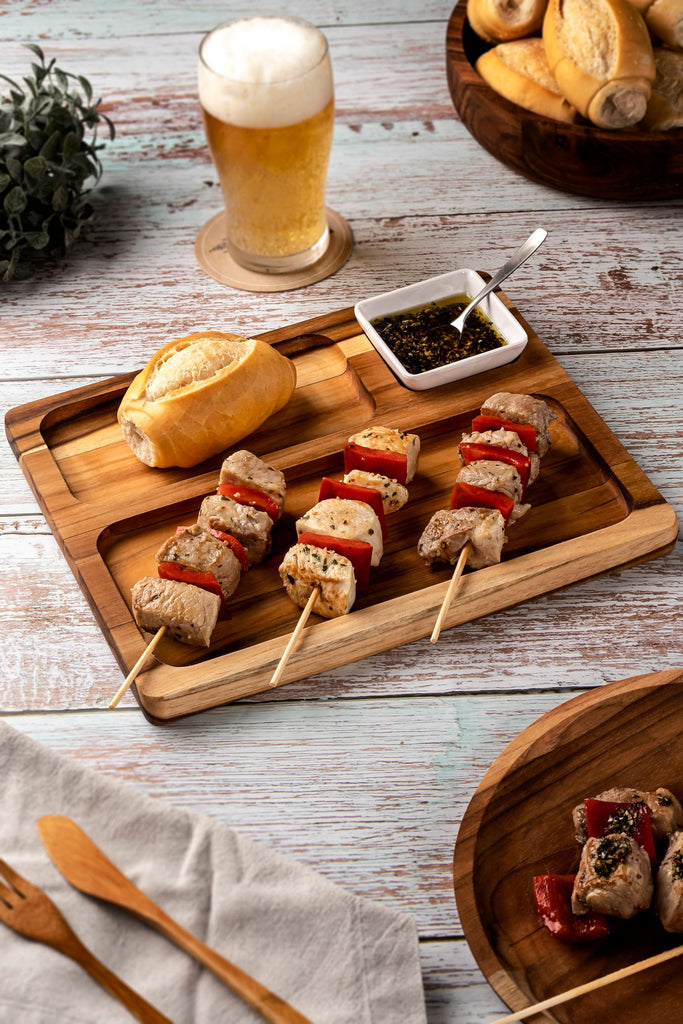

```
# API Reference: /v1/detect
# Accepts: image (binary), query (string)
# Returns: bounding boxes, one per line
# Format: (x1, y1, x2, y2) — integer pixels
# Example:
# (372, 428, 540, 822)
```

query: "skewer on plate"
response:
(273, 426, 420, 683)
(421, 392, 556, 641)
(110, 450, 285, 708)
(488, 942, 683, 1023)
(109, 626, 167, 709)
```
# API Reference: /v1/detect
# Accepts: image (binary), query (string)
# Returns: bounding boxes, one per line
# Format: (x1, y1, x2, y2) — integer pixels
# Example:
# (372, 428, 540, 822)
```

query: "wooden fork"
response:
(0, 859, 172, 1023)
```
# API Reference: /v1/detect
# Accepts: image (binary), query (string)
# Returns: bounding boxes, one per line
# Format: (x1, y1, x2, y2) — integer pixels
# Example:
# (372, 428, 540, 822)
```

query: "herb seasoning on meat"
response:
(371, 294, 506, 374)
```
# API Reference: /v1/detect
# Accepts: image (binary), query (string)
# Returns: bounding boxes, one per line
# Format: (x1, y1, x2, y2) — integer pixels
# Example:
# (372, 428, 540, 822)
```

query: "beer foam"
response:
(198, 17, 333, 129)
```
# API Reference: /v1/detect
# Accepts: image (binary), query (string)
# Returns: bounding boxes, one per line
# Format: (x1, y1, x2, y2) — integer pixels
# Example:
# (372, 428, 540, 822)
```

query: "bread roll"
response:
(118, 331, 296, 468)
(644, 0, 683, 48)
(468, 0, 549, 40)
(543, 0, 656, 127)
(476, 37, 577, 120)
(640, 46, 683, 126)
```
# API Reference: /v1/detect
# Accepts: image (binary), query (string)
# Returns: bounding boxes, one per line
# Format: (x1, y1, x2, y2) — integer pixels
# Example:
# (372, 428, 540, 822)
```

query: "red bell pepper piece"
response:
(450, 481, 514, 524)
(533, 874, 610, 941)
(207, 528, 249, 573)
(459, 441, 531, 496)
(318, 476, 387, 539)
(471, 414, 537, 453)
(157, 560, 229, 617)
(584, 799, 657, 865)
(343, 442, 408, 484)
(217, 482, 280, 521)
(297, 531, 373, 591)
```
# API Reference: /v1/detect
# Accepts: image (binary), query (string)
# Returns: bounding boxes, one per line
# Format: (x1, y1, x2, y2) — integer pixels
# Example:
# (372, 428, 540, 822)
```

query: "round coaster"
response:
(195, 207, 353, 293)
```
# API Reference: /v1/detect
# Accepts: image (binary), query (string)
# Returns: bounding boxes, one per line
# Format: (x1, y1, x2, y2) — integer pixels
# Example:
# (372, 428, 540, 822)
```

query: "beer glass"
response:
(198, 16, 334, 274)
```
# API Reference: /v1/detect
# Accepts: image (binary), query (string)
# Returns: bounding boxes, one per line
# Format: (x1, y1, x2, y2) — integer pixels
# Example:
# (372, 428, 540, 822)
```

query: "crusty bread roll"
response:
(543, 0, 656, 127)
(476, 37, 578, 120)
(640, 46, 683, 126)
(644, 0, 683, 48)
(468, 0, 549, 40)
(118, 331, 296, 468)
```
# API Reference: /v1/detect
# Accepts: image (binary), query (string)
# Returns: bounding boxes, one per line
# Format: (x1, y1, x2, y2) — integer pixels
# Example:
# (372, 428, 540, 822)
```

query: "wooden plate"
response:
(445, 2, 683, 200)
(453, 667, 683, 1023)
(5, 302, 678, 723)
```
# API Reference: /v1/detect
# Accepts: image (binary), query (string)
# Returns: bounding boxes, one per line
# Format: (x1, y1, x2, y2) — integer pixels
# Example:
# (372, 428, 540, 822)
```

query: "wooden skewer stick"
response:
(109, 626, 167, 709)
(488, 943, 683, 1024)
(430, 542, 471, 643)
(269, 587, 320, 689)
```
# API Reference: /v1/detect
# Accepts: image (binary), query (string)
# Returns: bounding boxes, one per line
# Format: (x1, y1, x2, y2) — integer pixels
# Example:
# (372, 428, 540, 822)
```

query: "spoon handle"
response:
(453, 228, 547, 329)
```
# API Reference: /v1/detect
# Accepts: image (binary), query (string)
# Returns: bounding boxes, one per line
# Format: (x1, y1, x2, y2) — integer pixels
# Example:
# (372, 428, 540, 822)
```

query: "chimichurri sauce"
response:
(371, 294, 505, 375)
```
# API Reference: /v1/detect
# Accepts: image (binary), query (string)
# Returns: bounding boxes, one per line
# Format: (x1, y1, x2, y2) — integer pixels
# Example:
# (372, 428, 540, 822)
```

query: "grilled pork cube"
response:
(343, 469, 409, 514)
(155, 523, 241, 600)
(418, 507, 506, 569)
(219, 450, 286, 515)
(131, 576, 220, 647)
(457, 461, 530, 522)
(656, 832, 683, 932)
(460, 428, 540, 485)
(296, 498, 383, 566)
(573, 787, 683, 845)
(198, 493, 272, 566)
(571, 834, 653, 920)
(348, 425, 420, 482)
(480, 392, 555, 457)
(279, 543, 356, 618)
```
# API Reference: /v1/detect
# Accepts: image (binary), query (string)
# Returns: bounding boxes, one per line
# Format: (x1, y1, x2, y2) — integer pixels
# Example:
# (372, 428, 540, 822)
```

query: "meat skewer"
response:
(269, 426, 420, 686)
(424, 393, 555, 641)
(110, 450, 285, 707)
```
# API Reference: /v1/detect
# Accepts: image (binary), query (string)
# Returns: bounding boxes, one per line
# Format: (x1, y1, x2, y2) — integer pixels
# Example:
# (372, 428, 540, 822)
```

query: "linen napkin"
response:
(0, 721, 426, 1024)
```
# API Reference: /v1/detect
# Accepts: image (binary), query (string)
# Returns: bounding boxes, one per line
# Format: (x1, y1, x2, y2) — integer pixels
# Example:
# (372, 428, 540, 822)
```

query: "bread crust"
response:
(476, 39, 578, 120)
(468, 0, 549, 40)
(543, 0, 656, 127)
(118, 331, 296, 468)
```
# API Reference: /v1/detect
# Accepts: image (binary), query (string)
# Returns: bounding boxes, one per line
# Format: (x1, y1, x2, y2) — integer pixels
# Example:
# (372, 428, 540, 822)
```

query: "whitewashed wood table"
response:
(1, 2, 681, 1021)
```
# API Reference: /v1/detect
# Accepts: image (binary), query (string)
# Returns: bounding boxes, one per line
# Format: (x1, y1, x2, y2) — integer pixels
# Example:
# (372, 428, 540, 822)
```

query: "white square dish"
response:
(354, 268, 528, 391)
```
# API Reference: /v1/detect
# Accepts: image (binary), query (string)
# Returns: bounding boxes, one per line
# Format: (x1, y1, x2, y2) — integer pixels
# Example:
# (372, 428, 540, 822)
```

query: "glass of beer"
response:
(198, 16, 334, 274)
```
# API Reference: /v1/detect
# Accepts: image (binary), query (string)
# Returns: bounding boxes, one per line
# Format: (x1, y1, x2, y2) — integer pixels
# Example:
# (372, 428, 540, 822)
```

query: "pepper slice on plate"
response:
(157, 560, 228, 616)
(343, 442, 408, 485)
(533, 874, 610, 941)
(217, 482, 281, 521)
(471, 414, 537, 453)
(584, 799, 657, 864)
(459, 441, 531, 496)
(207, 528, 249, 573)
(297, 531, 373, 591)
(450, 481, 515, 524)
(318, 476, 388, 539)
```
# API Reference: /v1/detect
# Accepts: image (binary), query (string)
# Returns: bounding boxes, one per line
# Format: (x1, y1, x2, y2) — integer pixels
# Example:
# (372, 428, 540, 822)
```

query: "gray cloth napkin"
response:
(0, 721, 426, 1024)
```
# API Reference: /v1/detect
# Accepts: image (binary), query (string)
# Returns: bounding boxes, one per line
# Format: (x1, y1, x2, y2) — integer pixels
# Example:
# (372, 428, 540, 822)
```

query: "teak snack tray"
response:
(6, 299, 678, 724)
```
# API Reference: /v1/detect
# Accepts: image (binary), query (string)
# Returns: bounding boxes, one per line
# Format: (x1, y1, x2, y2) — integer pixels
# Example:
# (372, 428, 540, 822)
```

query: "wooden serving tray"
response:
(6, 300, 678, 723)
(453, 667, 683, 1023)
(445, 2, 683, 201)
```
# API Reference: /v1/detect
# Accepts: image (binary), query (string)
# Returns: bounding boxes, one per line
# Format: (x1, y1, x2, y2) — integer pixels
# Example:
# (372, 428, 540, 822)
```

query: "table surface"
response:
(2, 2, 682, 1021)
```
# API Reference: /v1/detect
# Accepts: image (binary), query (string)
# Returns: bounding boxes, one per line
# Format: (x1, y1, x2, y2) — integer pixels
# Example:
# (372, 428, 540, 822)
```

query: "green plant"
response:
(0, 44, 115, 281)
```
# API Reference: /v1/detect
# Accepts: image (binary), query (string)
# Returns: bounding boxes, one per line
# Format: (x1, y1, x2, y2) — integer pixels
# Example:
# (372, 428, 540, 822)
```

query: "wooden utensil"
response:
(37, 816, 312, 1024)
(0, 858, 171, 1023)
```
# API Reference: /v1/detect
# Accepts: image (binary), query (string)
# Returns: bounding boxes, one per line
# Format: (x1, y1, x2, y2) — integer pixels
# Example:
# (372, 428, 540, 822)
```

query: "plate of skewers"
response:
(453, 667, 683, 1024)
(5, 299, 679, 722)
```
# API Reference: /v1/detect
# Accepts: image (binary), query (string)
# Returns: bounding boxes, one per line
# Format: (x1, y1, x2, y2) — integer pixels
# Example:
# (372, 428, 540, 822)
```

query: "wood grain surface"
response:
(1, 1, 681, 1020)
(7, 307, 677, 720)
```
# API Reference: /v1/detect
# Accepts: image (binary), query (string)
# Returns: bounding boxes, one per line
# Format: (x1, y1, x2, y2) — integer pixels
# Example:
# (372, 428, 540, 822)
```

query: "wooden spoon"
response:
(37, 816, 312, 1024)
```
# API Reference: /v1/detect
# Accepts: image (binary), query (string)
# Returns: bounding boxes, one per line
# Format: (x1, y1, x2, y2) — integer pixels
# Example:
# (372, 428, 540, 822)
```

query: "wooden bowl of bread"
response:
(446, 0, 683, 199)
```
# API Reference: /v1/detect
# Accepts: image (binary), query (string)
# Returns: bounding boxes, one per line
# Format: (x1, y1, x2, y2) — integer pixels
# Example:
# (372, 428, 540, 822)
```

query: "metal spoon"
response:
(451, 228, 547, 337)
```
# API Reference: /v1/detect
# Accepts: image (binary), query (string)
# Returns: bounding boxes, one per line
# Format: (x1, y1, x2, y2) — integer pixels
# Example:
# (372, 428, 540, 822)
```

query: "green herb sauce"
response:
(371, 294, 505, 375)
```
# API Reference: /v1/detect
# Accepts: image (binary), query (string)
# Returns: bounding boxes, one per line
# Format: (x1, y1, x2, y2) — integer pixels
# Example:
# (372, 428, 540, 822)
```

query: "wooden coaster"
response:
(195, 207, 353, 292)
